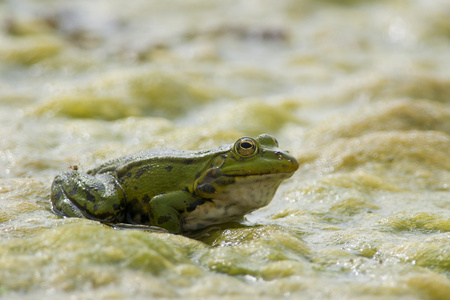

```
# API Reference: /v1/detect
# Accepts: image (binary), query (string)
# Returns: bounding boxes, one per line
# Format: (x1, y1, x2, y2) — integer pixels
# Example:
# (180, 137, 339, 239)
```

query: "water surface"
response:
(0, 0, 449, 299)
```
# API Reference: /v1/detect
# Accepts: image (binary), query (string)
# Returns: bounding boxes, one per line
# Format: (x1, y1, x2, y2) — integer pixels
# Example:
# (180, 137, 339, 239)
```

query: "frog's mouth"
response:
(220, 154, 300, 178)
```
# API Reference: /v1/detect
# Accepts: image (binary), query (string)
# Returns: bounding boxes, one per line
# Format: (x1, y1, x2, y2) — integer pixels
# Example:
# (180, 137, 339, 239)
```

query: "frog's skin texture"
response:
(51, 134, 299, 234)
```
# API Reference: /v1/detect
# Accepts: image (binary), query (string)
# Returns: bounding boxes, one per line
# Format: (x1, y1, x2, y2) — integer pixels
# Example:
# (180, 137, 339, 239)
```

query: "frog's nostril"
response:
(275, 151, 283, 160)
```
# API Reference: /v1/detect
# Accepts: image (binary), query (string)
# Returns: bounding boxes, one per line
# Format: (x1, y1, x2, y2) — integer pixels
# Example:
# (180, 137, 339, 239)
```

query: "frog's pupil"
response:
(241, 142, 252, 149)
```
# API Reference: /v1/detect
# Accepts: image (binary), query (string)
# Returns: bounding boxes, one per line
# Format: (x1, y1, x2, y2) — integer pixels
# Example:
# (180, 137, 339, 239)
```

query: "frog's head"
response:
(193, 134, 299, 212)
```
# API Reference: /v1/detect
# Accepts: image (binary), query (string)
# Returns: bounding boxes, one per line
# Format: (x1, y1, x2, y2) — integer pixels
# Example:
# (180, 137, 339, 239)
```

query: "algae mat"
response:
(0, 0, 449, 299)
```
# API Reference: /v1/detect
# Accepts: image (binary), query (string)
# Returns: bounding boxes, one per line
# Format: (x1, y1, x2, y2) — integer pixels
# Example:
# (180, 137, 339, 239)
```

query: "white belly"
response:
(181, 175, 284, 231)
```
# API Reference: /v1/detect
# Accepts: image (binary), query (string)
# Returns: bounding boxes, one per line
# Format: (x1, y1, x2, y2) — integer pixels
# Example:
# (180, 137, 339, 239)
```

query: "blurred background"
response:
(0, 0, 449, 299)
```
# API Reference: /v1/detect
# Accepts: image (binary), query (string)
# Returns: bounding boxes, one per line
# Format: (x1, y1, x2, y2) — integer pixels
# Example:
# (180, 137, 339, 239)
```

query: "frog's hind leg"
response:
(51, 170, 127, 223)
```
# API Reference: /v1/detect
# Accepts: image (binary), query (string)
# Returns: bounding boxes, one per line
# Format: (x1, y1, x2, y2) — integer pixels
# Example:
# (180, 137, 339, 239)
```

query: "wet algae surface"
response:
(0, 0, 449, 299)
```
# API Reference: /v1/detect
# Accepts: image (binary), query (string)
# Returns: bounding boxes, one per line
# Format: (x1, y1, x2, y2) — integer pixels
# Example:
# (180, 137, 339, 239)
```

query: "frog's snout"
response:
(281, 151, 299, 172)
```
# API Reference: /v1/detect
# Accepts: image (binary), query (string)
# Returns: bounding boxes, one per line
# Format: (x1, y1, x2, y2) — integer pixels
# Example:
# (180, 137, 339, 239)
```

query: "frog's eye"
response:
(255, 134, 279, 147)
(235, 137, 258, 157)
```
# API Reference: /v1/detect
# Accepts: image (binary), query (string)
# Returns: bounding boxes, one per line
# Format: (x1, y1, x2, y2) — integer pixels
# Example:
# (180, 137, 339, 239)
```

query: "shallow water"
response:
(0, 0, 449, 299)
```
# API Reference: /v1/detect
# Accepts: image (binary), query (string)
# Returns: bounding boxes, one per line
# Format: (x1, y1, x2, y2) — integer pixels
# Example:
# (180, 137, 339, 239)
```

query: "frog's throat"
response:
(195, 172, 292, 201)
(183, 174, 286, 231)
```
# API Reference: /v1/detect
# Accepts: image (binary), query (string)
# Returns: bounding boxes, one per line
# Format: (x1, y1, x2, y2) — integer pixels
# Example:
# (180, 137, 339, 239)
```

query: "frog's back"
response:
(85, 146, 230, 225)
(88, 148, 179, 175)
(88, 146, 227, 176)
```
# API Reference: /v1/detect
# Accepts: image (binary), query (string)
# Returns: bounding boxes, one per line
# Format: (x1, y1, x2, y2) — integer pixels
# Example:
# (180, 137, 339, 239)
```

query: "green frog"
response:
(51, 134, 299, 234)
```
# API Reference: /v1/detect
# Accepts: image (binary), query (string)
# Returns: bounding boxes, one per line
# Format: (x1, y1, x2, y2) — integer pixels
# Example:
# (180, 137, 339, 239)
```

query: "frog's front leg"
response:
(51, 170, 127, 223)
(149, 191, 205, 234)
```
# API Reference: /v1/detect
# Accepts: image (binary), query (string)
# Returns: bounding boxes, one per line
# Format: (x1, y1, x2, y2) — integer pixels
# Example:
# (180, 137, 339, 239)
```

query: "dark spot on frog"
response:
(112, 203, 120, 210)
(86, 190, 96, 202)
(186, 198, 205, 212)
(134, 165, 152, 179)
(158, 215, 171, 225)
(141, 194, 151, 203)
(184, 159, 194, 165)
(94, 204, 99, 212)
(198, 183, 216, 194)
(165, 165, 174, 172)
(140, 214, 149, 224)
(125, 172, 132, 178)
(134, 186, 138, 190)
(213, 177, 235, 187)
(129, 197, 138, 205)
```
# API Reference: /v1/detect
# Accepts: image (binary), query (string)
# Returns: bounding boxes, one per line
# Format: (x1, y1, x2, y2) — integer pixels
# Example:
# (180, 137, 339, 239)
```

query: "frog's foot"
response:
(51, 187, 88, 219)
(51, 170, 126, 223)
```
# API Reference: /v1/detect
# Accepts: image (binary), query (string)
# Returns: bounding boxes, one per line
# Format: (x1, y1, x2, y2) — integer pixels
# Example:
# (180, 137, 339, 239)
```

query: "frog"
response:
(50, 134, 299, 234)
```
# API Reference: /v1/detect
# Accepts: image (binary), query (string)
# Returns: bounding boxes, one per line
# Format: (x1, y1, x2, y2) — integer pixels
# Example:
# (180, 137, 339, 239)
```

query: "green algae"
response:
(0, 0, 449, 299)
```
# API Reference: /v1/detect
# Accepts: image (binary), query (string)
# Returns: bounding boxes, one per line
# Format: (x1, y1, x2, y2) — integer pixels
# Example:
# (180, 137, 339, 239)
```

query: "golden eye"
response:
(235, 137, 258, 157)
